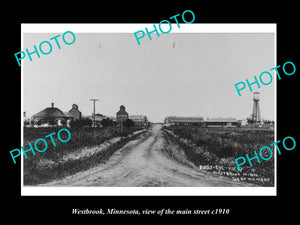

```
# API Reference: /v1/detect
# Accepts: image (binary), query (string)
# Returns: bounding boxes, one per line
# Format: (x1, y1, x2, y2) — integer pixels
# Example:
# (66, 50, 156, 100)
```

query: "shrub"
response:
(123, 119, 135, 128)
(100, 118, 114, 127)
(69, 118, 92, 129)
(164, 126, 274, 186)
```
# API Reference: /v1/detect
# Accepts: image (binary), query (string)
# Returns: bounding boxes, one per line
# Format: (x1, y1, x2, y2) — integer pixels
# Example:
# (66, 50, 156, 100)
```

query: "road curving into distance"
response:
(41, 124, 255, 187)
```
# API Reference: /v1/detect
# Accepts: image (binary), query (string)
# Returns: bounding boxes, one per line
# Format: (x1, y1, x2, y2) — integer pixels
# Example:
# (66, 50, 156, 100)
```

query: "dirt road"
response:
(42, 124, 253, 187)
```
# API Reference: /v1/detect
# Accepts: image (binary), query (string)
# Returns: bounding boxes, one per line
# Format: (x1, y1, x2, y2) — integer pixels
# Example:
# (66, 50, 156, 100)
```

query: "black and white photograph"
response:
(3, 3, 299, 222)
(21, 24, 276, 195)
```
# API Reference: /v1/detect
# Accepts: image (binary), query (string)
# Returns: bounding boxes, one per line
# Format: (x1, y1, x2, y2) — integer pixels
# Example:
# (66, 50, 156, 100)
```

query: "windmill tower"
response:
(252, 92, 261, 124)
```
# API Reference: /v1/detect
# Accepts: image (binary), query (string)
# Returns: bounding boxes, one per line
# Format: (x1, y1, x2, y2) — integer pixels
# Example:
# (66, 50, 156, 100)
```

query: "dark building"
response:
(33, 103, 72, 126)
(68, 104, 81, 121)
(116, 105, 128, 124)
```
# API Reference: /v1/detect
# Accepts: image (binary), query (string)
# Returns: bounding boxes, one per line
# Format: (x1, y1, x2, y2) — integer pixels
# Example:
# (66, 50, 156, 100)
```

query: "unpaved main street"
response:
(42, 124, 253, 187)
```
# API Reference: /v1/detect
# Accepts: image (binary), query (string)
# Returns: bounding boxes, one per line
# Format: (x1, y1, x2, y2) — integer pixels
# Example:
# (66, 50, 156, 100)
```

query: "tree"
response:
(24, 120, 30, 126)
(30, 119, 35, 127)
(70, 118, 92, 129)
(36, 120, 42, 126)
(247, 117, 254, 124)
(61, 119, 67, 127)
(100, 118, 114, 127)
(123, 119, 135, 128)
(42, 117, 56, 126)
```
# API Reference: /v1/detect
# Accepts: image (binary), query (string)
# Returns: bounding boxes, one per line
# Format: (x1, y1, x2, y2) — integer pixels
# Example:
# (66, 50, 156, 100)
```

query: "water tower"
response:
(252, 92, 261, 124)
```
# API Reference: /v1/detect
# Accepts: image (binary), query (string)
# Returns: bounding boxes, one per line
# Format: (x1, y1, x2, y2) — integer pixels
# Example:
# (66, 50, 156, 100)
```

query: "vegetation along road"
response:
(41, 124, 254, 187)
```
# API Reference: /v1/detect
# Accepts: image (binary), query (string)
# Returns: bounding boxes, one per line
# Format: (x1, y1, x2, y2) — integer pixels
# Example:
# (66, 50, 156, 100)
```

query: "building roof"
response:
(117, 105, 128, 116)
(69, 104, 81, 113)
(166, 116, 204, 123)
(84, 113, 107, 122)
(204, 117, 238, 122)
(33, 108, 64, 118)
(64, 112, 74, 118)
(129, 115, 147, 122)
(33, 103, 72, 119)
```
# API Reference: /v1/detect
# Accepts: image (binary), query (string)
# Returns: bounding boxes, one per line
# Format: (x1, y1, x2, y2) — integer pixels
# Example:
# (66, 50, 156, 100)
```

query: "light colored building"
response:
(165, 116, 204, 126)
(129, 115, 149, 127)
(165, 116, 241, 127)
(204, 117, 241, 127)
(84, 113, 107, 127)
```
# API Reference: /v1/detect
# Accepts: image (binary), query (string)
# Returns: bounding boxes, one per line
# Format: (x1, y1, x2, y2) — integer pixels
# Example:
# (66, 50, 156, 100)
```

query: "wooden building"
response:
(84, 113, 107, 127)
(68, 104, 81, 121)
(116, 105, 129, 124)
(32, 103, 73, 126)
(165, 116, 241, 127)
(129, 115, 149, 127)
(165, 116, 204, 126)
(203, 118, 241, 127)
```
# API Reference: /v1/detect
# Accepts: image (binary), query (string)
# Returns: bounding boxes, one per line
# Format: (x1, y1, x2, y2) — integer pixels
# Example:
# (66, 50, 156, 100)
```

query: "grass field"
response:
(163, 126, 275, 186)
(23, 126, 144, 185)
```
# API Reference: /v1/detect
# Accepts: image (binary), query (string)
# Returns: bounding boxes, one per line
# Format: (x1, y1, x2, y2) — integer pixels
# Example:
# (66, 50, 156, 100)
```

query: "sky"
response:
(23, 32, 275, 122)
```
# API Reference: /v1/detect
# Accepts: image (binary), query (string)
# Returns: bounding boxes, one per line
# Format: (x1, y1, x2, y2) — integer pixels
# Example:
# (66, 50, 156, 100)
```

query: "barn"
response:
(32, 103, 73, 126)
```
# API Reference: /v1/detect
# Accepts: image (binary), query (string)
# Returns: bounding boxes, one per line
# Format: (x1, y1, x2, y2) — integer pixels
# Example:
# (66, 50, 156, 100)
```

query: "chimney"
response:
(51, 103, 54, 108)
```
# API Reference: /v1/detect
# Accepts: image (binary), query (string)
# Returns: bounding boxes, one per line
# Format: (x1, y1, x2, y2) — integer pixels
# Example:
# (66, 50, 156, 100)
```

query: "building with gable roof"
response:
(116, 105, 129, 124)
(32, 103, 73, 126)
(68, 104, 82, 121)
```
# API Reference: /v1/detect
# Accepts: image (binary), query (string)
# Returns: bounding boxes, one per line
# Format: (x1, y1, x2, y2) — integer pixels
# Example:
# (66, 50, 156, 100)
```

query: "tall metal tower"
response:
(252, 92, 261, 124)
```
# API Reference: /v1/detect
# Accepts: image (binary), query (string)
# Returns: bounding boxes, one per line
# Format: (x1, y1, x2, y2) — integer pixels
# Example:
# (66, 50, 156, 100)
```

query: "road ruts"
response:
(41, 124, 255, 187)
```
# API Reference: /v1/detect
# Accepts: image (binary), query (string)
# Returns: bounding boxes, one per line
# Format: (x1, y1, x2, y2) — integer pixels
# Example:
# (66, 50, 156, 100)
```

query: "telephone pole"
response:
(90, 99, 99, 127)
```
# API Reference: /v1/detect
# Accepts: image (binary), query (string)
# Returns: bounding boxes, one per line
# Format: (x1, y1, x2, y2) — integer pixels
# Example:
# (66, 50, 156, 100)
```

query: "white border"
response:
(21, 23, 276, 33)
(22, 187, 275, 196)
(274, 25, 277, 192)
(21, 23, 277, 196)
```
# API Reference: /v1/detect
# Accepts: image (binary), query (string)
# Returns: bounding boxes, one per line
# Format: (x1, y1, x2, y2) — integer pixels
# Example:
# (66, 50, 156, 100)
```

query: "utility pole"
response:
(90, 99, 99, 127)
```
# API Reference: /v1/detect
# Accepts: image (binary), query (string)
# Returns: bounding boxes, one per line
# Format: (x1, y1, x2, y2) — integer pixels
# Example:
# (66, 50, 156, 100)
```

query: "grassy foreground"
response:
(23, 126, 145, 185)
(164, 126, 275, 186)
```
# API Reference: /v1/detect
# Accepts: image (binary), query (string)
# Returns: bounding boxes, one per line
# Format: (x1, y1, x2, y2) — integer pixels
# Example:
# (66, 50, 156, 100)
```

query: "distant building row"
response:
(116, 105, 149, 126)
(24, 103, 81, 127)
(24, 103, 149, 127)
(165, 116, 241, 127)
